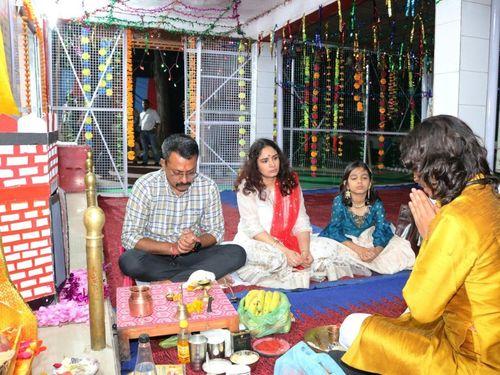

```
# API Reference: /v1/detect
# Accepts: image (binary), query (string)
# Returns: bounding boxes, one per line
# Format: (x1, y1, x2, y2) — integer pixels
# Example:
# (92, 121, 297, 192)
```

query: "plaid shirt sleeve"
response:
(200, 182, 225, 243)
(121, 177, 152, 249)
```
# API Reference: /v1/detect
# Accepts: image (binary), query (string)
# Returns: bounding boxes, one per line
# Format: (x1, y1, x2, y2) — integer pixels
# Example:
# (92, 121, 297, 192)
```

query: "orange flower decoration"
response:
(378, 136, 385, 142)
(354, 73, 361, 81)
(377, 163, 384, 169)
(311, 151, 318, 158)
(353, 95, 360, 102)
(356, 102, 364, 112)
(354, 83, 361, 90)
(310, 165, 318, 172)
(311, 135, 318, 142)
(380, 78, 387, 85)
(313, 72, 320, 79)
(378, 150, 385, 156)
(379, 107, 386, 114)
(312, 105, 318, 112)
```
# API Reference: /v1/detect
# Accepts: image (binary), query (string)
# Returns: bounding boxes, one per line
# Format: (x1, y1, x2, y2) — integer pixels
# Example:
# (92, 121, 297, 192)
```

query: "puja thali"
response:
(303, 325, 345, 352)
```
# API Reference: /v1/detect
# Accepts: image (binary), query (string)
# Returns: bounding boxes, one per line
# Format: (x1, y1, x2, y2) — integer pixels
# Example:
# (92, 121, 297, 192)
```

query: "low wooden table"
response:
(115, 282, 239, 360)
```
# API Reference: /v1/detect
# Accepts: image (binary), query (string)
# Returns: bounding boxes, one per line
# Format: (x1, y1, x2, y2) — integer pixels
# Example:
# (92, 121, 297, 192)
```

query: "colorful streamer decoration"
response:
(324, 47, 332, 153)
(126, 29, 135, 161)
(353, 34, 364, 113)
(407, 53, 415, 130)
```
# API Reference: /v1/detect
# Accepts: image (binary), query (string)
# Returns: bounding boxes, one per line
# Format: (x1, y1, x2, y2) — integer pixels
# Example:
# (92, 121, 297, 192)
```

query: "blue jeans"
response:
(139, 130, 161, 163)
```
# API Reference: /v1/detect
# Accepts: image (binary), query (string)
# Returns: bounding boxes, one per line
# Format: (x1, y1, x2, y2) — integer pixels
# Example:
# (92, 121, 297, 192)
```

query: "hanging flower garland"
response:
(387, 56, 398, 121)
(237, 39, 248, 159)
(126, 29, 135, 161)
(310, 52, 320, 177)
(407, 53, 415, 130)
(332, 48, 340, 155)
(272, 30, 278, 141)
(302, 15, 310, 154)
(80, 27, 94, 146)
(324, 46, 332, 154)
(97, 39, 114, 98)
(187, 37, 197, 138)
(353, 34, 364, 113)
(23, 0, 49, 115)
(22, 21, 31, 112)
(378, 54, 388, 170)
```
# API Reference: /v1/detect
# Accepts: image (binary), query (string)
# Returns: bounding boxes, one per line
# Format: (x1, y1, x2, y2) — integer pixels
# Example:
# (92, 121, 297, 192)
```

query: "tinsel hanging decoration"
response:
(81, 0, 239, 37)
(336, 0, 345, 157)
(271, 31, 279, 141)
(302, 14, 310, 154)
(237, 40, 248, 159)
(405, 0, 416, 17)
(378, 54, 388, 170)
(126, 29, 135, 161)
(22, 20, 31, 112)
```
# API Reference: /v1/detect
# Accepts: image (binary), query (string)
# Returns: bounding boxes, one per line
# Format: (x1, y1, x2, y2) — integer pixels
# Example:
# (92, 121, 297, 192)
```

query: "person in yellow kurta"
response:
(338, 115, 500, 374)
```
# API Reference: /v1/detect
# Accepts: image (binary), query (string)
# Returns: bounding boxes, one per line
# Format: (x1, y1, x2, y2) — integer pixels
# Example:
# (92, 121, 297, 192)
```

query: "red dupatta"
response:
(270, 175, 302, 254)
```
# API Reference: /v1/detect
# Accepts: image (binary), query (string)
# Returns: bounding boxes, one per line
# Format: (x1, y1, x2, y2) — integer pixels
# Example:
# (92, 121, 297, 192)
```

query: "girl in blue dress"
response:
(320, 161, 415, 274)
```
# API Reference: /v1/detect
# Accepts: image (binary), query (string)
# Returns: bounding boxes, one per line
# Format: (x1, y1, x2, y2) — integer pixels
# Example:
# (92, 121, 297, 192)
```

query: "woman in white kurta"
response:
(233, 139, 370, 289)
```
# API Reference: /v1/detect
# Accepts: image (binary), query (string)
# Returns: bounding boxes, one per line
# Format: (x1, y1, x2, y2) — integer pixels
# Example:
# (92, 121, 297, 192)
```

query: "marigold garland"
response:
(378, 54, 387, 170)
(324, 47, 332, 153)
(310, 52, 320, 176)
(126, 29, 135, 160)
(301, 15, 310, 154)
(23, 0, 48, 115)
(22, 21, 31, 112)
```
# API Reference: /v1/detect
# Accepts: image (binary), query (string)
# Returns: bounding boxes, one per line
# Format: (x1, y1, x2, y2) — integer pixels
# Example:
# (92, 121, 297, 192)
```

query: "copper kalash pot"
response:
(129, 286, 154, 317)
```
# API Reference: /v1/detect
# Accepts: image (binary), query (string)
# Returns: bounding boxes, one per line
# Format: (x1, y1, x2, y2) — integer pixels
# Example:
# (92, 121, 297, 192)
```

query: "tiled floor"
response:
(31, 192, 120, 374)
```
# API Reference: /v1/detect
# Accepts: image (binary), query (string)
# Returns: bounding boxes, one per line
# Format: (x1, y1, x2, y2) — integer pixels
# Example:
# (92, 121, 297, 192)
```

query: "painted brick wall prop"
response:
(0, 143, 58, 301)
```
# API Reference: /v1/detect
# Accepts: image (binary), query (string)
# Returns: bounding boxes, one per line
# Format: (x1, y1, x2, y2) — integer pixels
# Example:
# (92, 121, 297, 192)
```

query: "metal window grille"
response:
(184, 37, 252, 190)
(50, 22, 127, 193)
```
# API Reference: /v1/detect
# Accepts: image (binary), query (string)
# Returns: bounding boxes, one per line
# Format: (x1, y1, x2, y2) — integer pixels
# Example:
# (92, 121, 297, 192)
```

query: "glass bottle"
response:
(134, 333, 157, 375)
(177, 319, 190, 364)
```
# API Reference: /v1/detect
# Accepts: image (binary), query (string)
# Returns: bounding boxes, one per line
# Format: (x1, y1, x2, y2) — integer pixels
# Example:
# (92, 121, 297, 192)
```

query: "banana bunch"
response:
(242, 290, 282, 316)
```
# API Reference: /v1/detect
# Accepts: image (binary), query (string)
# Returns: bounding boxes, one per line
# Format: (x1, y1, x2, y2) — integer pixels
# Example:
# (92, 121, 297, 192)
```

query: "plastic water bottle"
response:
(134, 334, 157, 375)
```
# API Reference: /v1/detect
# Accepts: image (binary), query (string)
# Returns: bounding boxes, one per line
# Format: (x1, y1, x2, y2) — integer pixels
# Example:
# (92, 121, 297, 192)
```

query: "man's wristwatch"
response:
(193, 241, 202, 252)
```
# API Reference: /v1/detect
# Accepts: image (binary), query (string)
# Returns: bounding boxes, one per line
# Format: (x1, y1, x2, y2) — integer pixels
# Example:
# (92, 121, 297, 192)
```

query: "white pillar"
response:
(433, 0, 498, 168)
(252, 42, 276, 141)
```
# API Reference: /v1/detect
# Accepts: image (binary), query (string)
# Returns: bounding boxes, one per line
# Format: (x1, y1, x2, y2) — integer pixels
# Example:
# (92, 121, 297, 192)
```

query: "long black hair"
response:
(400, 115, 498, 205)
(339, 161, 379, 207)
(234, 138, 297, 200)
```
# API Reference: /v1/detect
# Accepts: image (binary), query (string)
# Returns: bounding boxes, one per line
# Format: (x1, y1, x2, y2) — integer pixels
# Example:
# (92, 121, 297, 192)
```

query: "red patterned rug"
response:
(149, 296, 406, 374)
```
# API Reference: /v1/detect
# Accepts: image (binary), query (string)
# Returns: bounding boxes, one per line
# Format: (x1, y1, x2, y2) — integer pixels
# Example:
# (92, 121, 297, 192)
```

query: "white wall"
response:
(433, 0, 499, 169)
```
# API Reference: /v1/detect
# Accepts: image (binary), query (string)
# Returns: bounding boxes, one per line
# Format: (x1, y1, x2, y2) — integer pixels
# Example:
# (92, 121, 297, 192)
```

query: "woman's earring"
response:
(345, 189, 351, 199)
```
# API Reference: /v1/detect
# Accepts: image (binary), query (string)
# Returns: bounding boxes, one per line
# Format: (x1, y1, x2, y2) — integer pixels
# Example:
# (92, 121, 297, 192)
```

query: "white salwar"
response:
(332, 227, 416, 274)
(233, 185, 371, 289)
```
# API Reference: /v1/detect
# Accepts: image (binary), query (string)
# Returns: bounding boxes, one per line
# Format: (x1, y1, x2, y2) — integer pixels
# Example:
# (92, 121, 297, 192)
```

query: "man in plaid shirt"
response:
(119, 134, 246, 282)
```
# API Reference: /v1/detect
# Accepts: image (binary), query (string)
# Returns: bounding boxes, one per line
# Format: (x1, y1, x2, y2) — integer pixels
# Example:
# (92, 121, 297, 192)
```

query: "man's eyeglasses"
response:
(168, 170, 198, 180)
